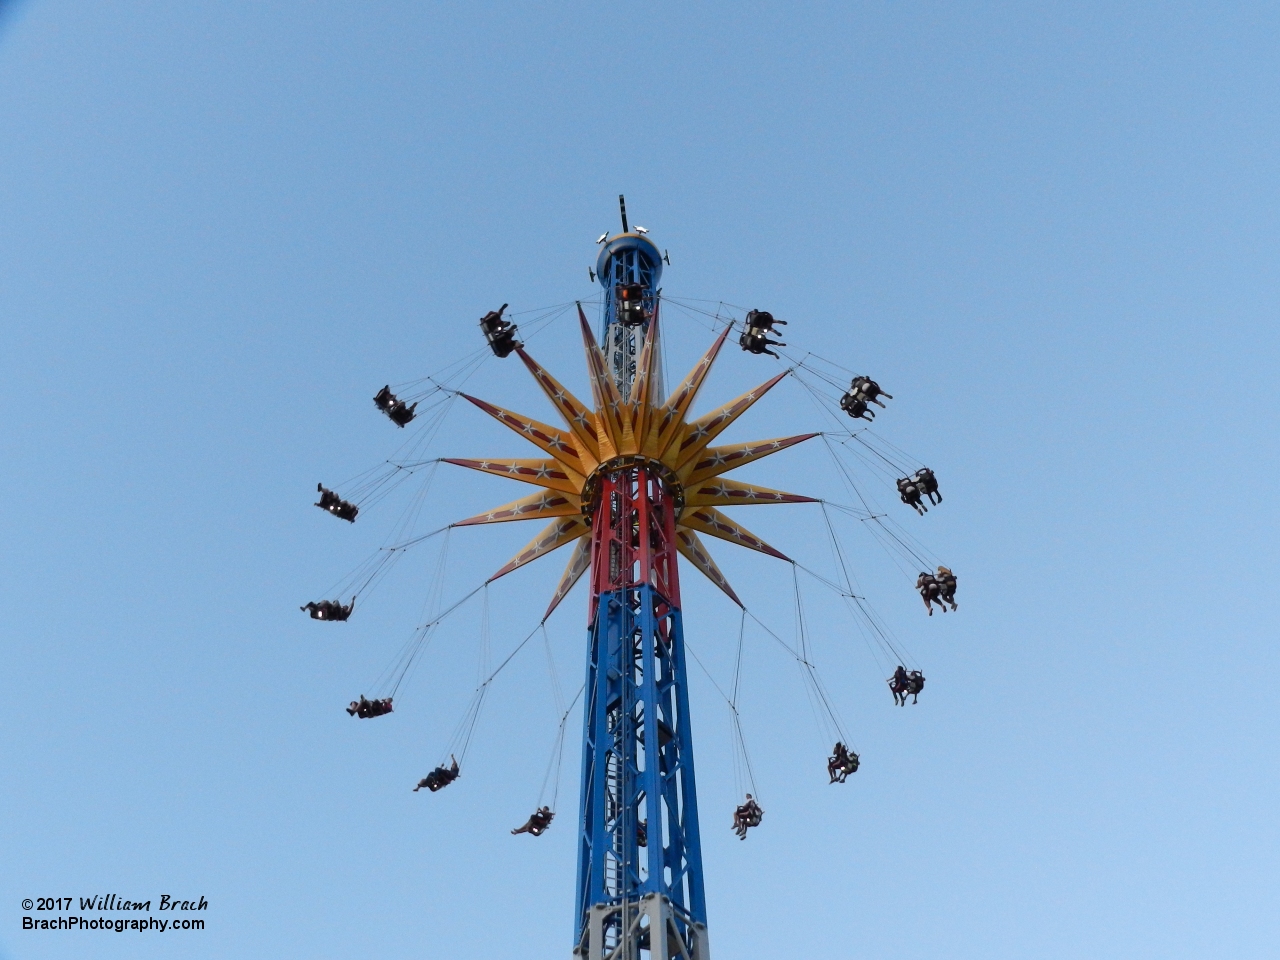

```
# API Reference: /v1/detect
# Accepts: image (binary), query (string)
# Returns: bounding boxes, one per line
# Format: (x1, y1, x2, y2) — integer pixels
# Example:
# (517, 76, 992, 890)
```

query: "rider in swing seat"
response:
(731, 794, 764, 839)
(315, 484, 359, 522)
(512, 806, 554, 836)
(415, 756, 460, 792)
(828, 742, 859, 782)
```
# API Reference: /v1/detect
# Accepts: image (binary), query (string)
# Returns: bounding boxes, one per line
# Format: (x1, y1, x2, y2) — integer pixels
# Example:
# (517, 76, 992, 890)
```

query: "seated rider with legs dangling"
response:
(302, 597, 355, 621)
(511, 806, 554, 836)
(414, 755, 461, 792)
(731, 794, 764, 839)
(315, 484, 359, 522)
(346, 695, 393, 718)
(373, 385, 418, 427)
(828, 741, 860, 782)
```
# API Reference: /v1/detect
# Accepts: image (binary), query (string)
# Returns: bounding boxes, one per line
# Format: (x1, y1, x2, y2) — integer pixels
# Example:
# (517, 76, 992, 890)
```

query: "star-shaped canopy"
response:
(445, 305, 817, 618)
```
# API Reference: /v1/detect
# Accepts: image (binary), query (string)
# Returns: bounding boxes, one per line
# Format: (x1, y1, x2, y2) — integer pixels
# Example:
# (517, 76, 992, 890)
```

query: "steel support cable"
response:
(779, 351, 848, 386)
(729, 711, 759, 802)
(470, 615, 549, 696)
(374, 565, 483, 699)
(320, 390, 455, 532)
(849, 592, 919, 671)
(538, 681, 586, 812)
(792, 566, 833, 746)
(813, 503, 904, 666)
(820, 434, 885, 526)
(685, 621, 758, 800)
(365, 517, 453, 597)
(809, 503, 904, 674)
(657, 296, 739, 336)
(873, 512, 943, 573)
(731, 608, 746, 707)
(445, 616, 548, 767)
(787, 557, 862, 599)
(445, 689, 486, 765)
(816, 498, 880, 521)
(738, 608, 806, 664)
(343, 453, 443, 520)
(331, 456, 417, 503)
(787, 358, 849, 394)
(788, 364, 920, 486)
(769, 342, 861, 386)
(386, 298, 581, 401)
(477, 584, 493, 687)
(383, 458, 445, 549)
(315, 522, 452, 602)
(787, 559, 918, 672)
(794, 350, 858, 379)
(788, 367, 865, 436)
(414, 526, 456, 632)
(790, 362, 931, 482)
(832, 431, 914, 480)
(824, 495, 944, 576)
(656, 299, 719, 335)
(719, 602, 854, 786)
(785, 354, 908, 482)
(819, 436, 939, 576)
(857, 429, 928, 477)
(814, 506, 885, 680)
(357, 301, 575, 541)
(790, 566, 851, 749)
(542, 622, 566, 718)
(367, 394, 458, 526)
(392, 346, 490, 398)
(356, 458, 442, 515)
(820, 497, 936, 569)
(369, 303, 577, 539)
(739, 606, 854, 730)
(730, 611, 758, 800)
(370, 392, 457, 464)
(404, 302, 567, 407)
(366, 325, 491, 495)
(656, 305, 851, 398)
(442, 585, 493, 764)
(362, 388, 455, 483)
(660, 294, 747, 311)
(335, 455, 444, 507)
(318, 549, 388, 602)
(314, 387, 452, 524)
(819, 501, 861, 591)
(868, 523, 927, 581)
(515, 301, 582, 345)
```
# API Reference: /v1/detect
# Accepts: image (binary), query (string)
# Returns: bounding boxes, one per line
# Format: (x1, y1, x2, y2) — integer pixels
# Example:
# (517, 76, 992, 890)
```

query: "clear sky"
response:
(2, 3, 1277, 959)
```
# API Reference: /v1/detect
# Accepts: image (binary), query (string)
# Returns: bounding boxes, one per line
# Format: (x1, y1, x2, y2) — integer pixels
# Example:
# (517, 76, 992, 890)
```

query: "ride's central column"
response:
(575, 207, 706, 960)
(576, 458, 707, 960)
(595, 202, 664, 402)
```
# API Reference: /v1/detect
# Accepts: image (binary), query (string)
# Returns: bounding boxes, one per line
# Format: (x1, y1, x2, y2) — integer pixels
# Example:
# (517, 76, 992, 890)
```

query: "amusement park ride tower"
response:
(447, 198, 816, 960)
(578, 204, 705, 960)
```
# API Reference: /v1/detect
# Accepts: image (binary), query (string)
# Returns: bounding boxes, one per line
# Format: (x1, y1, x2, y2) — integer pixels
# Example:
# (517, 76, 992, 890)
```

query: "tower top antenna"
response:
(618, 194, 629, 233)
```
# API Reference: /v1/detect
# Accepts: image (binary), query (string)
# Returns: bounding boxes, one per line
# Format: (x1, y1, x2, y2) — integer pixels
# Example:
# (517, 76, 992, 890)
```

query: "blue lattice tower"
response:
(575, 206, 706, 960)
(574, 457, 707, 960)
(596, 197, 665, 400)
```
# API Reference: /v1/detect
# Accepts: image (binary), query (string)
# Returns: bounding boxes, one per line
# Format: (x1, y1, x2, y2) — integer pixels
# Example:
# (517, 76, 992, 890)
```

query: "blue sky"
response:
(2, 3, 1277, 958)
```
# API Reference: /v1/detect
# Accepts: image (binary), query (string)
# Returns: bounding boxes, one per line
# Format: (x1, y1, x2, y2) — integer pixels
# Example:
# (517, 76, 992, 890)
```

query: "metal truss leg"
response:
(574, 894, 708, 960)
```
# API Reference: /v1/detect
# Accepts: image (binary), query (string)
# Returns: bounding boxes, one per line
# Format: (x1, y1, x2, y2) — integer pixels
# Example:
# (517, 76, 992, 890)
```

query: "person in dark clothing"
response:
(512, 806, 554, 836)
